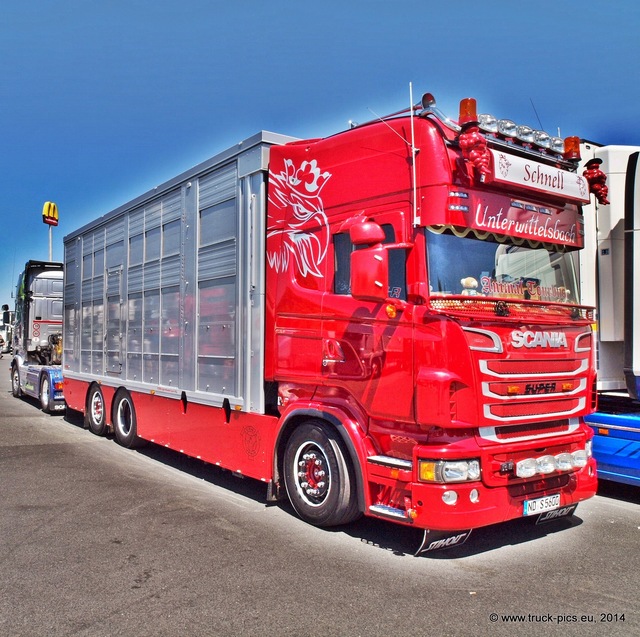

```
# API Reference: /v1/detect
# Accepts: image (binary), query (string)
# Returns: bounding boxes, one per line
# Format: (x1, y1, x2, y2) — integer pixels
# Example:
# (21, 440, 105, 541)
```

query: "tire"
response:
(11, 365, 22, 398)
(40, 375, 52, 413)
(283, 419, 360, 527)
(112, 389, 143, 448)
(86, 385, 107, 436)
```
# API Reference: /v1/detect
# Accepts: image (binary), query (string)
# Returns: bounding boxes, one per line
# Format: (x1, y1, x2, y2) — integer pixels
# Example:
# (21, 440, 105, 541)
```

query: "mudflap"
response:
(535, 503, 578, 525)
(415, 529, 472, 556)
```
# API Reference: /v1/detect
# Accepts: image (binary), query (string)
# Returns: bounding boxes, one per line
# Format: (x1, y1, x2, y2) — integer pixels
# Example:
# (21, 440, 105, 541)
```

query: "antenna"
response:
(366, 85, 420, 224)
(529, 97, 544, 130)
(366, 107, 410, 145)
(410, 82, 419, 225)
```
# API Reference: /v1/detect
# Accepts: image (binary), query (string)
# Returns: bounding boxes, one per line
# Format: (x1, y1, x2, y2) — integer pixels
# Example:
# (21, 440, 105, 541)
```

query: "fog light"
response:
(469, 489, 480, 503)
(516, 458, 536, 478)
(442, 490, 458, 505)
(536, 455, 557, 474)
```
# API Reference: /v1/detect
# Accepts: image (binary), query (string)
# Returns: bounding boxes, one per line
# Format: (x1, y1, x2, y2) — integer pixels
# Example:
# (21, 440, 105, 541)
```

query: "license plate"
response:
(523, 493, 560, 516)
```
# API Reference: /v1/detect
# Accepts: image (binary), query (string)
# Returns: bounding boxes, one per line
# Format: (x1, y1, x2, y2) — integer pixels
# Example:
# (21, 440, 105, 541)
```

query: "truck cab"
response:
(10, 260, 65, 413)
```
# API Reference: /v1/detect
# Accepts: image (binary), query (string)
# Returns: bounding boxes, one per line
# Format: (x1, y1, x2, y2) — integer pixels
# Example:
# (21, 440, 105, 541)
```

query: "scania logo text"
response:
(511, 330, 568, 349)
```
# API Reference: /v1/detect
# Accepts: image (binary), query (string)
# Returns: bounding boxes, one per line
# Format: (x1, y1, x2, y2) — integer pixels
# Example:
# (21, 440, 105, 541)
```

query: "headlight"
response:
(478, 113, 498, 133)
(571, 449, 588, 468)
(497, 119, 517, 137)
(555, 453, 573, 471)
(534, 130, 551, 149)
(516, 125, 535, 143)
(516, 458, 537, 478)
(516, 447, 591, 478)
(536, 455, 557, 474)
(550, 136, 565, 154)
(418, 459, 481, 483)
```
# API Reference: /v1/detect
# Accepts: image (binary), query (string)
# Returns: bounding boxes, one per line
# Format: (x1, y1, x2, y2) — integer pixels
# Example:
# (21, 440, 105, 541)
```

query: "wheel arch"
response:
(274, 407, 370, 513)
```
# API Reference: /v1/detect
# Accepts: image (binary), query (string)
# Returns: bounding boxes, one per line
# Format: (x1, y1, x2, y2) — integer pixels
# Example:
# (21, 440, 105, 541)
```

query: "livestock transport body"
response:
(63, 93, 598, 552)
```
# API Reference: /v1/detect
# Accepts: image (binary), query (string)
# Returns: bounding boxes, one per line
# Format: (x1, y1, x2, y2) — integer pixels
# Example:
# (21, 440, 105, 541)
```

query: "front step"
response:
(369, 503, 411, 521)
(367, 455, 414, 522)
(367, 455, 413, 470)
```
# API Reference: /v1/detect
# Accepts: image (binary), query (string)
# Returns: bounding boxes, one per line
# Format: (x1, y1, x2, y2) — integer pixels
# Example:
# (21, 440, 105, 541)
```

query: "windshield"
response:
(426, 228, 579, 305)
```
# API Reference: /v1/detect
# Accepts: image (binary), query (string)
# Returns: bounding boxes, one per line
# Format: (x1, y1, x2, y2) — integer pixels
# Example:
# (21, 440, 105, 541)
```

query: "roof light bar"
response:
(477, 112, 578, 160)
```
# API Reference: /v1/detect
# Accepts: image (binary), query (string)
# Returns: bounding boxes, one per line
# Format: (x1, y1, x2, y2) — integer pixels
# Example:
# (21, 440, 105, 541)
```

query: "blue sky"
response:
(1, 1, 639, 306)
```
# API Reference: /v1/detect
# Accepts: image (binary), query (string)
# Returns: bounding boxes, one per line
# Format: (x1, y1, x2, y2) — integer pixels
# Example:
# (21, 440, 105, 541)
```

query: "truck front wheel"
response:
(40, 375, 52, 413)
(283, 420, 360, 527)
(11, 365, 22, 398)
(112, 389, 144, 448)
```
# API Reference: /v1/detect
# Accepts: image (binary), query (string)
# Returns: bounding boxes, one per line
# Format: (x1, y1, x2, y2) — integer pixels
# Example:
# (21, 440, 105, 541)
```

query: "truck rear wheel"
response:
(86, 385, 107, 436)
(112, 389, 143, 448)
(40, 375, 52, 413)
(11, 365, 22, 398)
(283, 420, 360, 527)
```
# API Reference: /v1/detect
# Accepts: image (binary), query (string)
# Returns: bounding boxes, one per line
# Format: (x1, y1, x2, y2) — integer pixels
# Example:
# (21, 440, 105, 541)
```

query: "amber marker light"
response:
(385, 304, 398, 319)
(564, 136, 581, 160)
(418, 461, 437, 482)
(507, 385, 521, 396)
(458, 97, 478, 126)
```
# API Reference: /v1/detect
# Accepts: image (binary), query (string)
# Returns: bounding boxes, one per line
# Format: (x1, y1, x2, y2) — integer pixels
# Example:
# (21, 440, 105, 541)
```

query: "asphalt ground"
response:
(0, 365, 638, 636)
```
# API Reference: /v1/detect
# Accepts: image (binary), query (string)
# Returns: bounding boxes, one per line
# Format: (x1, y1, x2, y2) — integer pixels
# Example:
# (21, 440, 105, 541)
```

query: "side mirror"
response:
(351, 245, 389, 302)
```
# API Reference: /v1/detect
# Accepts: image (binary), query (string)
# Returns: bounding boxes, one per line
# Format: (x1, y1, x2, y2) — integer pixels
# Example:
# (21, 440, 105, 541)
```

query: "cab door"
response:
(321, 214, 415, 426)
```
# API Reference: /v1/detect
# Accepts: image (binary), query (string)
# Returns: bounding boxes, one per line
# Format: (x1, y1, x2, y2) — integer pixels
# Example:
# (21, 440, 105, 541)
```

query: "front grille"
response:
(494, 420, 570, 440)
(507, 474, 571, 497)
(468, 325, 592, 425)
(486, 397, 584, 420)
(483, 358, 587, 376)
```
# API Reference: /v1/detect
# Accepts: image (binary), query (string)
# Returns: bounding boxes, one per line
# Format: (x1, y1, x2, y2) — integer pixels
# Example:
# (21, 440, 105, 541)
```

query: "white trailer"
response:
(578, 141, 640, 486)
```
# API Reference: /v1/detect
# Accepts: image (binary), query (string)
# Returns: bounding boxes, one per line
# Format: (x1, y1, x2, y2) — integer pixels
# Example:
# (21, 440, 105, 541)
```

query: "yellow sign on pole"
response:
(42, 201, 59, 226)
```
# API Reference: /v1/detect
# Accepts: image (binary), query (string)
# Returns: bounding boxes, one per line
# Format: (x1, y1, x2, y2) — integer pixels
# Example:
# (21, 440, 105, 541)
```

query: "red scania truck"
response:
(63, 92, 598, 552)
